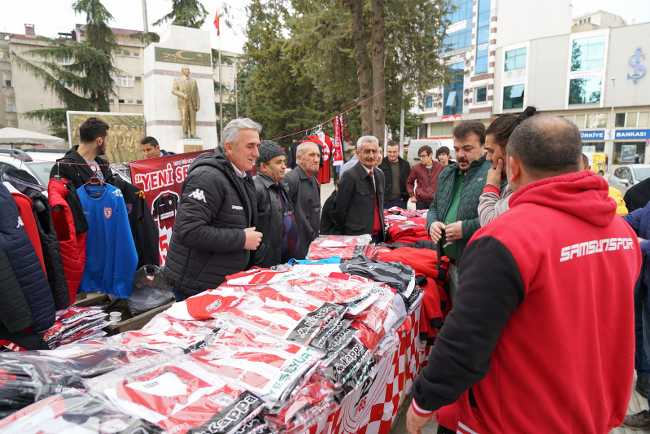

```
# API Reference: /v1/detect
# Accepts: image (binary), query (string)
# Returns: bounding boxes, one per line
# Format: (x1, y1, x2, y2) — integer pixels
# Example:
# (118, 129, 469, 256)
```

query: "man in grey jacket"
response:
(284, 141, 321, 259)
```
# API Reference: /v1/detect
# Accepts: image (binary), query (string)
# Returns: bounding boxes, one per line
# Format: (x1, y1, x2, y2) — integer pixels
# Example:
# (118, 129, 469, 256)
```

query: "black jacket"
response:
(0, 249, 33, 333)
(334, 162, 385, 241)
(254, 174, 292, 267)
(50, 146, 121, 189)
(624, 177, 650, 212)
(379, 157, 411, 201)
(0, 183, 54, 332)
(284, 166, 321, 259)
(121, 182, 160, 267)
(164, 150, 258, 297)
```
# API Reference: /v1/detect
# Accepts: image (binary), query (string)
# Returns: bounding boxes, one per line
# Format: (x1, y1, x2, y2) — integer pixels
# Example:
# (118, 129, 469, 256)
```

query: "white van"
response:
(406, 138, 455, 165)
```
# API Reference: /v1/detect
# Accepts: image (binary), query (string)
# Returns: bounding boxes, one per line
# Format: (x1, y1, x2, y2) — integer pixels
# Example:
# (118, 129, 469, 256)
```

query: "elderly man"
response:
(427, 121, 490, 298)
(254, 141, 297, 267)
(408, 116, 641, 434)
(165, 118, 263, 300)
(334, 136, 385, 242)
(284, 141, 321, 259)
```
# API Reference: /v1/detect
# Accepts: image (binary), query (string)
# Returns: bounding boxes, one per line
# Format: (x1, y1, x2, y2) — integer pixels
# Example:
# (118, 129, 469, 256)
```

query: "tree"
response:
(155, 0, 208, 28)
(12, 0, 117, 137)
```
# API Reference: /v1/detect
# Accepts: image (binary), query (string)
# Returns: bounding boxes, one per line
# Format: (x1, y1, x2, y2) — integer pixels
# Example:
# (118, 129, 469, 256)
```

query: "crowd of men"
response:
(50, 113, 650, 433)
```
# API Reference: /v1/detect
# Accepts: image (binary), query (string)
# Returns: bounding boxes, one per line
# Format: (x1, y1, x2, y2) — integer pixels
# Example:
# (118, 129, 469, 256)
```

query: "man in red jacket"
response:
(407, 116, 642, 434)
(407, 145, 443, 210)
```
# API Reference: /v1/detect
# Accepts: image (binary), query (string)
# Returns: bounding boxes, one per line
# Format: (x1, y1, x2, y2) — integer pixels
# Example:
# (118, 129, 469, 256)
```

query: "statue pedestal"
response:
(143, 25, 218, 154)
(179, 138, 204, 153)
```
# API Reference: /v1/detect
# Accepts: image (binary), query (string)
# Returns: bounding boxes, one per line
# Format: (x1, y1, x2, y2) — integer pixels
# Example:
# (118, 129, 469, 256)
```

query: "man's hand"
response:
(445, 221, 463, 241)
(243, 227, 263, 250)
(429, 221, 445, 243)
(406, 404, 433, 434)
(486, 158, 504, 187)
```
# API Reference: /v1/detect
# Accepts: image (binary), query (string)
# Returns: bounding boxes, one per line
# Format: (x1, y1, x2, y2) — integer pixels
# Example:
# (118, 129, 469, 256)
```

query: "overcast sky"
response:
(1, 0, 649, 54)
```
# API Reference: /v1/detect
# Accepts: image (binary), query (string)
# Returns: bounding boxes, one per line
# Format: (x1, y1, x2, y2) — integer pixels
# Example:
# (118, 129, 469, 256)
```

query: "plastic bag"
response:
(128, 265, 175, 315)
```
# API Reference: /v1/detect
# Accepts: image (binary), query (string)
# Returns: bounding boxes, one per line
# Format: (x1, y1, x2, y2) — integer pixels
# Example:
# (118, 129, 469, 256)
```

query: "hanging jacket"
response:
(0, 249, 33, 333)
(48, 177, 87, 302)
(165, 150, 259, 297)
(5, 183, 47, 274)
(30, 192, 71, 309)
(413, 172, 641, 434)
(0, 183, 54, 332)
(120, 181, 160, 267)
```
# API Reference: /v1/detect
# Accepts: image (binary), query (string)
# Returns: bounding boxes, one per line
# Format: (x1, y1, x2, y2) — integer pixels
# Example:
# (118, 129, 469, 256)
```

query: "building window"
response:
(118, 99, 125, 103)
(626, 112, 639, 128)
(615, 113, 626, 128)
(614, 142, 646, 164)
(476, 0, 491, 45)
(503, 84, 524, 109)
(568, 77, 601, 105)
(116, 75, 135, 88)
(5, 101, 16, 112)
(136, 99, 143, 104)
(475, 87, 487, 103)
(639, 112, 650, 128)
(587, 113, 607, 129)
(443, 62, 464, 115)
(444, 0, 473, 52)
(475, 46, 488, 74)
(571, 37, 606, 72)
(424, 95, 433, 109)
(504, 47, 527, 72)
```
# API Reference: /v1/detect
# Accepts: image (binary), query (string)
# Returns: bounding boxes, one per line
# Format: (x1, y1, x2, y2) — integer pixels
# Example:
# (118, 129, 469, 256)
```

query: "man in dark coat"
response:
(379, 141, 411, 209)
(334, 135, 385, 242)
(164, 118, 263, 300)
(284, 141, 321, 259)
(254, 141, 297, 266)
(50, 117, 121, 188)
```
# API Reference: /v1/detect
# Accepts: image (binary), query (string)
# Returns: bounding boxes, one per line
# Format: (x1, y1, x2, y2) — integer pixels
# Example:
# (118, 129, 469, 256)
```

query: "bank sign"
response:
(615, 129, 650, 140)
(580, 130, 605, 141)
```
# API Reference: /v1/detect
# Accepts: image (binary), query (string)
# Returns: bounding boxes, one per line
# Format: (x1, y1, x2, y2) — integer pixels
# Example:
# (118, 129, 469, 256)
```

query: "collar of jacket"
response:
(449, 156, 487, 175)
(61, 146, 108, 174)
(352, 161, 377, 178)
(257, 173, 277, 189)
(296, 165, 316, 181)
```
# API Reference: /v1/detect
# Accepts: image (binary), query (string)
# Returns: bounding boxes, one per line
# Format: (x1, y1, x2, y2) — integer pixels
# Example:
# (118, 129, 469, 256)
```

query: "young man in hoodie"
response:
(407, 116, 641, 434)
(164, 118, 263, 300)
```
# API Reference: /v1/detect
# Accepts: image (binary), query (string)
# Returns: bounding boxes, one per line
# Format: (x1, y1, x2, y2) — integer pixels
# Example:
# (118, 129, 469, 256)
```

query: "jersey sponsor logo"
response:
(188, 188, 207, 203)
(104, 207, 112, 219)
(560, 237, 634, 262)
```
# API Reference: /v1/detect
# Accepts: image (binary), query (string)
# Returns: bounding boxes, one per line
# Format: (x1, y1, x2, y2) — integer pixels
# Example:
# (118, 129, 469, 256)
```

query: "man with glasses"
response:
(407, 145, 443, 210)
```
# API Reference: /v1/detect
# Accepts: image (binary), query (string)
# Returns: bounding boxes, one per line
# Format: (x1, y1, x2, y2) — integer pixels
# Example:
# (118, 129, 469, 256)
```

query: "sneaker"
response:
(637, 374, 650, 398)
(624, 410, 650, 429)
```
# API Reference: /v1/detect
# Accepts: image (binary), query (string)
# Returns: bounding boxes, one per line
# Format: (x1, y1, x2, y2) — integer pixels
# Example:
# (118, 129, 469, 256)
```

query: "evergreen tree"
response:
(13, 0, 117, 137)
(155, 0, 209, 29)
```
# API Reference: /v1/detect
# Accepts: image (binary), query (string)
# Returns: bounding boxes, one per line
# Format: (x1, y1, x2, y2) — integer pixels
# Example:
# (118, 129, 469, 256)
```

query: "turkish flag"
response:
(213, 11, 220, 36)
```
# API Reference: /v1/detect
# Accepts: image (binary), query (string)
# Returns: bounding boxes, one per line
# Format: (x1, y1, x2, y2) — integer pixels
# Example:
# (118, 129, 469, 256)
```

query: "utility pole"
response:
(234, 60, 239, 118)
(399, 107, 405, 156)
(141, 0, 149, 33)
(218, 48, 223, 141)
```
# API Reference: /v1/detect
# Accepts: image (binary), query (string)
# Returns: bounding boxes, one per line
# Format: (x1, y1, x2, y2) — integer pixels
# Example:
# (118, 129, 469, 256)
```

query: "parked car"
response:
(0, 154, 54, 188)
(609, 164, 650, 194)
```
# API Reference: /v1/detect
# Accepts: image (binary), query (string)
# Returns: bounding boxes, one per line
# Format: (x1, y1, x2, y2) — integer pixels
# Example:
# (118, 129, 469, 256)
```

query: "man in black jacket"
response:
(254, 141, 297, 266)
(379, 141, 411, 209)
(50, 117, 121, 188)
(284, 141, 321, 259)
(164, 118, 263, 300)
(334, 135, 385, 242)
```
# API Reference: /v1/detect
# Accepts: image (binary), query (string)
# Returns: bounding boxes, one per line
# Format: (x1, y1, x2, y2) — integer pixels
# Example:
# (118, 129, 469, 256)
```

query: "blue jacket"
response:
(0, 183, 54, 332)
(625, 205, 650, 286)
(78, 184, 138, 299)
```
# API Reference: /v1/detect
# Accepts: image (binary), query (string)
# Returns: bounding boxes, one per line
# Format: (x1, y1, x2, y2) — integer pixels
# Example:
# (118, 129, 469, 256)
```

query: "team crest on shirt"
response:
(104, 207, 112, 219)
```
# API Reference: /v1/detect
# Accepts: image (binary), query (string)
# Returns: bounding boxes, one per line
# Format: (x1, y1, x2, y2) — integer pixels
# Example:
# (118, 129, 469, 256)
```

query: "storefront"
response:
(614, 129, 650, 164)
(580, 129, 606, 153)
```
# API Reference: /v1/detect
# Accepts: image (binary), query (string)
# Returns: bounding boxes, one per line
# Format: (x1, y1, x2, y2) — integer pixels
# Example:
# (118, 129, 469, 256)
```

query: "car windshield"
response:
(25, 161, 55, 186)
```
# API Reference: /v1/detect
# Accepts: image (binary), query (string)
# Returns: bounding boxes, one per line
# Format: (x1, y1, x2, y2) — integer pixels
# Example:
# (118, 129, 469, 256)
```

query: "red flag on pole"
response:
(213, 11, 220, 36)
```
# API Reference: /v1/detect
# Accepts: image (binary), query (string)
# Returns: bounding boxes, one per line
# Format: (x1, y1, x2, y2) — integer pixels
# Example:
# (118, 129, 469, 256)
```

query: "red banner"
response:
(332, 115, 344, 167)
(129, 152, 203, 265)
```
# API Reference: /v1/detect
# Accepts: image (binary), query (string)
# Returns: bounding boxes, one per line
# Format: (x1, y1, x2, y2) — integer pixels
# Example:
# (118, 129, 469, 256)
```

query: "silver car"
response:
(609, 164, 650, 194)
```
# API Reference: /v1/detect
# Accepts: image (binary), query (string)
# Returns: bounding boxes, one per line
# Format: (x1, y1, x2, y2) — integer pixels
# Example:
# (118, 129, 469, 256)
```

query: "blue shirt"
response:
(77, 184, 138, 298)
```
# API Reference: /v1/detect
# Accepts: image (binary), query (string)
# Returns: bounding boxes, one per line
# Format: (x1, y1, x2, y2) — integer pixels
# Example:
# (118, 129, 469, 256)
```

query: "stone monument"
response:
(144, 25, 218, 153)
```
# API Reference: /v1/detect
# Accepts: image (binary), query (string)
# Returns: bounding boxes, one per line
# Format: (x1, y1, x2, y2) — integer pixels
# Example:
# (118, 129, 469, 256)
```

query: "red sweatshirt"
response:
(406, 162, 443, 202)
(413, 171, 641, 433)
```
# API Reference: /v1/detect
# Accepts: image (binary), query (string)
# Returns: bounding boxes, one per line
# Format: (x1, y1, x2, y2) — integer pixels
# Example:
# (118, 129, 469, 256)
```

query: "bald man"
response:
(283, 142, 321, 258)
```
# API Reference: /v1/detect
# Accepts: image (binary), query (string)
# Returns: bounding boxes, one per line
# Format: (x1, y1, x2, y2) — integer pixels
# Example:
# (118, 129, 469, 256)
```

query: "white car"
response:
(0, 154, 55, 188)
(609, 164, 650, 194)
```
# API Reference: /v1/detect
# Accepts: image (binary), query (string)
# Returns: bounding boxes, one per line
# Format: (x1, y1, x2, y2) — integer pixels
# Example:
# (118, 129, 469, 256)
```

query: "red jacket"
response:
(8, 188, 46, 275)
(413, 171, 641, 433)
(406, 162, 443, 202)
(48, 178, 87, 302)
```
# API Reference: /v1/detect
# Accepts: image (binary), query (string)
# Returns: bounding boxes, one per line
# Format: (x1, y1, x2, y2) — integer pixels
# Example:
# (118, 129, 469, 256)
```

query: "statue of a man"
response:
(172, 67, 200, 138)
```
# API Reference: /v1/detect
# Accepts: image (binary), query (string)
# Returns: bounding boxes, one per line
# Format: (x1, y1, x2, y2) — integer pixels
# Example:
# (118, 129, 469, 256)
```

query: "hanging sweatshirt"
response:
(77, 184, 138, 299)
